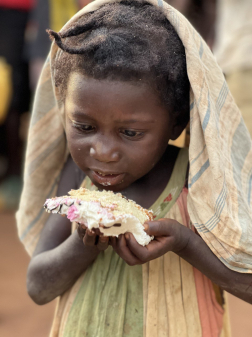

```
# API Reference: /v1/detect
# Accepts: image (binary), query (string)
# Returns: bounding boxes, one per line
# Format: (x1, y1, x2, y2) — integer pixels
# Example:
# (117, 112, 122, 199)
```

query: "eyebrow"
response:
(114, 119, 155, 124)
(71, 111, 93, 119)
(70, 111, 155, 124)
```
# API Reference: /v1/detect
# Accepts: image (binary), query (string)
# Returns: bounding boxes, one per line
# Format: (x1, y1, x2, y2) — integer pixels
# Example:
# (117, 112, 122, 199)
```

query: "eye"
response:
(120, 129, 144, 138)
(72, 121, 95, 133)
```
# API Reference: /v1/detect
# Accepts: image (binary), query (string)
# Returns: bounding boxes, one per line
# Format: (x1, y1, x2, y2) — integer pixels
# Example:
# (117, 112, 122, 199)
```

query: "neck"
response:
(120, 145, 179, 209)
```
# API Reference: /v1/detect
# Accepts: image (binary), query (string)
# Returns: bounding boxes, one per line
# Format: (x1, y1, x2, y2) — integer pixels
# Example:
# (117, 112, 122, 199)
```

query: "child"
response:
(17, 0, 252, 336)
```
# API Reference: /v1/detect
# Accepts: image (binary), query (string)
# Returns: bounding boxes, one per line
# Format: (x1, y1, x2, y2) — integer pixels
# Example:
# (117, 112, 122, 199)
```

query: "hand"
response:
(110, 218, 191, 266)
(77, 223, 109, 251)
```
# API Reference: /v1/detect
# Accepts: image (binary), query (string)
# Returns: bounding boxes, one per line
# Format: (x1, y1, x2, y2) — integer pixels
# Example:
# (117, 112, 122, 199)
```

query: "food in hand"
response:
(44, 188, 154, 246)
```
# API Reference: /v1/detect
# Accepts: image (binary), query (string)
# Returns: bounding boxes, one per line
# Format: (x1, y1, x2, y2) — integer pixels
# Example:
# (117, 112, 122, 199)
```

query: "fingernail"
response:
(144, 224, 149, 231)
(125, 233, 130, 240)
(87, 229, 95, 236)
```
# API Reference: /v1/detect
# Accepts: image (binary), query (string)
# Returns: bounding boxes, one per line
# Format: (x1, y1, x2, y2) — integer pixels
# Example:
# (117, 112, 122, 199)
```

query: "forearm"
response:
(177, 227, 252, 304)
(27, 231, 99, 305)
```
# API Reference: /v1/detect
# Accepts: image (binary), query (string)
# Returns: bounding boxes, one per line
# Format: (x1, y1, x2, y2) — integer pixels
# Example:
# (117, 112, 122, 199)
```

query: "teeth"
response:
(101, 182, 111, 186)
(97, 171, 114, 176)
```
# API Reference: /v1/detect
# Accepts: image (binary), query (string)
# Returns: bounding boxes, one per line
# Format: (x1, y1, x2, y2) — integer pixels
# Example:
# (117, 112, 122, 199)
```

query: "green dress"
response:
(62, 148, 189, 337)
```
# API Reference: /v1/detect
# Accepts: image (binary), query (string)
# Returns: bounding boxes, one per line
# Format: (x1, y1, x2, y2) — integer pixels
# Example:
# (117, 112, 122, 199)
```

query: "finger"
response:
(110, 235, 141, 265)
(116, 234, 142, 266)
(97, 236, 109, 251)
(126, 233, 174, 261)
(77, 224, 86, 239)
(144, 218, 178, 237)
(125, 233, 150, 261)
(83, 229, 96, 246)
(92, 228, 102, 236)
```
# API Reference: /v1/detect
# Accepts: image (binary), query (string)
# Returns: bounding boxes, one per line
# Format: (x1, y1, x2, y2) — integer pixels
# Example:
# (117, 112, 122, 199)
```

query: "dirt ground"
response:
(1, 212, 252, 337)
(0, 212, 55, 337)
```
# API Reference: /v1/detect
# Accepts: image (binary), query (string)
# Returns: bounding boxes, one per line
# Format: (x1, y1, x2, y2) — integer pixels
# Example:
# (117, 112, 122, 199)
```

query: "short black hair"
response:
(48, 0, 190, 125)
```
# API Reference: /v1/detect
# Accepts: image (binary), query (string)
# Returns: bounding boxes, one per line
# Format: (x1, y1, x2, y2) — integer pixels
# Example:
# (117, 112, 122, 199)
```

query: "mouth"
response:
(91, 170, 125, 187)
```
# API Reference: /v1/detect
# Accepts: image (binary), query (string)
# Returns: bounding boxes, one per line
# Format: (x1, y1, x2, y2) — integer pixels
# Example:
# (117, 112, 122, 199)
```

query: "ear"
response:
(170, 117, 189, 141)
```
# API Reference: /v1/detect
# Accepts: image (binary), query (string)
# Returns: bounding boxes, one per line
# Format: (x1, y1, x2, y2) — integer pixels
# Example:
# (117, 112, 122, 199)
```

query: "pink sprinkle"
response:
(67, 205, 79, 221)
(108, 203, 117, 210)
(107, 213, 115, 220)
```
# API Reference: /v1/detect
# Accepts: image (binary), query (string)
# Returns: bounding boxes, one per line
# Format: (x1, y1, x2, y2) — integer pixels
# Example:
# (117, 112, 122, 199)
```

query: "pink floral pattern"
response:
(164, 193, 172, 202)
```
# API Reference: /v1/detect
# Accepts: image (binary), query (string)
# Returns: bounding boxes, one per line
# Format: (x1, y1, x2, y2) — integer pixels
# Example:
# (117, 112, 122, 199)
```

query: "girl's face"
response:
(65, 72, 176, 192)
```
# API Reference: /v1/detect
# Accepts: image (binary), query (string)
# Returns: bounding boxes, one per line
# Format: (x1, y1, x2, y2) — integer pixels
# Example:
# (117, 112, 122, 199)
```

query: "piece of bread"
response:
(44, 188, 154, 246)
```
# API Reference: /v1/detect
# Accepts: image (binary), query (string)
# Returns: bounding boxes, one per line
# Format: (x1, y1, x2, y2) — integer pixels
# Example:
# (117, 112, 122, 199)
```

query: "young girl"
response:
(17, 0, 252, 336)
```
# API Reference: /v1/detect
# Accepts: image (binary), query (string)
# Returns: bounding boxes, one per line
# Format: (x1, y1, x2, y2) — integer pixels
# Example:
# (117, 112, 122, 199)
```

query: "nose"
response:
(90, 140, 120, 163)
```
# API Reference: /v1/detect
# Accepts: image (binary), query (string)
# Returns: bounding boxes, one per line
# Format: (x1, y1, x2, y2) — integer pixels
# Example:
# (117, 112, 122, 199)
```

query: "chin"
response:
(95, 182, 125, 193)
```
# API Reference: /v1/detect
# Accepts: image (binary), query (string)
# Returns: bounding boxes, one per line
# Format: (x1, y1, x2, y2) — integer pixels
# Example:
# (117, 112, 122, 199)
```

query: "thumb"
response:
(144, 218, 176, 237)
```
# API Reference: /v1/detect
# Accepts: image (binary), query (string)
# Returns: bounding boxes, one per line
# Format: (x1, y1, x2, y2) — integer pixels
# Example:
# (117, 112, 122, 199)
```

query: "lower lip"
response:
(91, 171, 125, 186)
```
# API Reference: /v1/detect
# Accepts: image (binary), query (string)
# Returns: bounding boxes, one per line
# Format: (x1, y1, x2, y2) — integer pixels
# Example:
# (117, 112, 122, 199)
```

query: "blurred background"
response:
(0, 0, 251, 336)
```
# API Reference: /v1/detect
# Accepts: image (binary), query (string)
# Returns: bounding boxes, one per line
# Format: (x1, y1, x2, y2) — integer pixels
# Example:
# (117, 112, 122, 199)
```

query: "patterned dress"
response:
(50, 149, 230, 337)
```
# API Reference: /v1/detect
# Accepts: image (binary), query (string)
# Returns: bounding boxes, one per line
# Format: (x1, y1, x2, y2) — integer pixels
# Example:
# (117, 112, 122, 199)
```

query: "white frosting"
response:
(45, 198, 153, 246)
(98, 214, 153, 246)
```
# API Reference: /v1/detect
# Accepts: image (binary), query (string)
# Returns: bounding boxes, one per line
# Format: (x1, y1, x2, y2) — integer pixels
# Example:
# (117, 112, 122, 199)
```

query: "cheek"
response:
(65, 125, 90, 165)
(141, 142, 165, 168)
(124, 134, 168, 175)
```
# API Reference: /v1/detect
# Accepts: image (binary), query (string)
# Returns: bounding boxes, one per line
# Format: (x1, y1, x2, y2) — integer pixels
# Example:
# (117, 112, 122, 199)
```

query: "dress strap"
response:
(150, 148, 189, 219)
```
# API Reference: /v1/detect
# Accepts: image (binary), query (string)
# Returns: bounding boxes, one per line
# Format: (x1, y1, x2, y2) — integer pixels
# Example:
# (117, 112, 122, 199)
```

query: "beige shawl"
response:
(17, 0, 252, 275)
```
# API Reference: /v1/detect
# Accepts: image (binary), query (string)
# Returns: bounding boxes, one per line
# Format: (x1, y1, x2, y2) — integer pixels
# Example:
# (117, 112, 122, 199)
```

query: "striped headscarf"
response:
(17, 0, 252, 273)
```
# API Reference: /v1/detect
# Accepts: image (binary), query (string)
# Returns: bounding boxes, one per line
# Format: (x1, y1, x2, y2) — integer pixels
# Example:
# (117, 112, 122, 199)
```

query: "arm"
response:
(27, 156, 101, 305)
(177, 226, 252, 303)
(111, 219, 252, 304)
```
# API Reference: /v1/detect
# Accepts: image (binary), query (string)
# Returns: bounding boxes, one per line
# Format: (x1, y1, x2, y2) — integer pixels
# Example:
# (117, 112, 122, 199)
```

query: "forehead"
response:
(65, 72, 170, 123)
